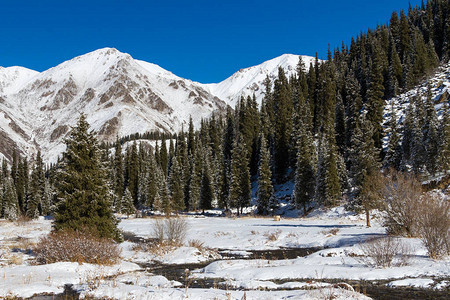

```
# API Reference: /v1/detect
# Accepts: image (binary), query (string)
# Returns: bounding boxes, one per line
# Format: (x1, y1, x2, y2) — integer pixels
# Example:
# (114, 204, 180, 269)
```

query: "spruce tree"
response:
(126, 142, 139, 206)
(366, 44, 386, 151)
(168, 158, 185, 212)
(273, 67, 293, 180)
(3, 178, 19, 220)
(113, 137, 124, 200)
(121, 188, 136, 216)
(229, 138, 251, 215)
(188, 142, 202, 211)
(294, 123, 316, 215)
(257, 134, 274, 215)
(160, 138, 168, 176)
(27, 151, 46, 218)
(349, 116, 381, 225)
(53, 114, 120, 241)
(422, 84, 439, 175)
(199, 158, 213, 212)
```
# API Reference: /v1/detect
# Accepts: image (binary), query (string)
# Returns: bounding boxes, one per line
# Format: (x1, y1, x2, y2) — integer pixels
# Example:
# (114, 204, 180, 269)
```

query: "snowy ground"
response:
(0, 207, 448, 299)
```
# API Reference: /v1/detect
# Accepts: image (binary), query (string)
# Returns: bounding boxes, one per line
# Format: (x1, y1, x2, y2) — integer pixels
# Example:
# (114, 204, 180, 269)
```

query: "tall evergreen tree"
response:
(293, 123, 316, 215)
(168, 157, 185, 212)
(229, 138, 251, 215)
(273, 67, 293, 180)
(113, 137, 124, 200)
(121, 187, 136, 216)
(422, 83, 439, 175)
(27, 151, 46, 218)
(3, 178, 19, 220)
(199, 156, 213, 212)
(257, 134, 274, 215)
(126, 142, 139, 206)
(53, 115, 120, 241)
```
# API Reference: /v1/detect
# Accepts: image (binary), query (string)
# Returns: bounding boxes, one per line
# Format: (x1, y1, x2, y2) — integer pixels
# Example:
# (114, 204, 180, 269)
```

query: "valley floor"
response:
(0, 207, 448, 299)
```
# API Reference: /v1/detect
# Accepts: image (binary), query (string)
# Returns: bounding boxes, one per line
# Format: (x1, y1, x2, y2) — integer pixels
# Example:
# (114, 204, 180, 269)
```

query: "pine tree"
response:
(199, 157, 213, 212)
(121, 187, 136, 216)
(349, 116, 381, 225)
(188, 116, 195, 155)
(113, 137, 124, 200)
(188, 142, 202, 211)
(53, 114, 120, 241)
(16, 157, 29, 215)
(411, 96, 426, 173)
(229, 138, 251, 215)
(160, 138, 168, 176)
(168, 157, 185, 212)
(401, 101, 415, 167)
(3, 178, 19, 220)
(384, 102, 402, 169)
(293, 123, 316, 215)
(126, 142, 139, 206)
(366, 44, 386, 151)
(257, 134, 274, 215)
(27, 151, 46, 218)
(422, 83, 439, 175)
(273, 67, 293, 180)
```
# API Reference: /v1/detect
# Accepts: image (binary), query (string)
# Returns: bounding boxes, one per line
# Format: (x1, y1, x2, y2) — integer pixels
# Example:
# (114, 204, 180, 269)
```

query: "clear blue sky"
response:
(1, 0, 422, 83)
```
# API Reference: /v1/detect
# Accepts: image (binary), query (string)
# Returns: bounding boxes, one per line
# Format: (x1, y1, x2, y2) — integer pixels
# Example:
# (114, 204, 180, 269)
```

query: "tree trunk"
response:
(365, 207, 371, 227)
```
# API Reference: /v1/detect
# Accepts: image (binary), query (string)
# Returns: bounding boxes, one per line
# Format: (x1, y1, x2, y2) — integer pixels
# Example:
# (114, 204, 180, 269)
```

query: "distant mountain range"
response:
(0, 48, 314, 163)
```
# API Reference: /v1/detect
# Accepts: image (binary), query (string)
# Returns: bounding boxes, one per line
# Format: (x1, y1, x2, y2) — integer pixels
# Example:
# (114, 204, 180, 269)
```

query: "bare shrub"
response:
(152, 217, 188, 244)
(418, 193, 450, 259)
(382, 170, 423, 237)
(265, 229, 281, 241)
(357, 236, 412, 268)
(153, 218, 165, 242)
(166, 217, 188, 243)
(33, 229, 121, 265)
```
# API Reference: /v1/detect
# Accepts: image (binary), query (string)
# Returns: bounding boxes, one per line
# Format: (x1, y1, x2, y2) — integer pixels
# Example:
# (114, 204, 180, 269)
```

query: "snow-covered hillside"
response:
(204, 54, 316, 107)
(0, 66, 38, 95)
(383, 61, 450, 148)
(0, 48, 229, 162)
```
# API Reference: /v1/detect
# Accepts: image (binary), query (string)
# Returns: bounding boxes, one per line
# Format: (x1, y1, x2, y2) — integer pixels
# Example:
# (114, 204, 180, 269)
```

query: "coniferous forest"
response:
(0, 0, 449, 223)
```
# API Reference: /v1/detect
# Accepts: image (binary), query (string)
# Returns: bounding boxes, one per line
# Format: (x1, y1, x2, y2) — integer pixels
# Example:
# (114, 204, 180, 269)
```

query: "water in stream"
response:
(28, 233, 448, 299)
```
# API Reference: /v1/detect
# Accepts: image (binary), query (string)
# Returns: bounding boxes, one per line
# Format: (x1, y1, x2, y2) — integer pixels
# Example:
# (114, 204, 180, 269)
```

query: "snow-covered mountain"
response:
(204, 54, 316, 107)
(0, 48, 308, 163)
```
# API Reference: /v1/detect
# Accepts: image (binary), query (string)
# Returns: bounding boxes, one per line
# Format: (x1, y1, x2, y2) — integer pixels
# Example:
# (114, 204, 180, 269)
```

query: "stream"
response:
(29, 233, 449, 299)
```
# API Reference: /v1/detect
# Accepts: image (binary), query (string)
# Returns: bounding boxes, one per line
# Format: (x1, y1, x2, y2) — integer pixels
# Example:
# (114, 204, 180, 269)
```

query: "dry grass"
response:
(188, 239, 205, 250)
(320, 228, 340, 236)
(33, 229, 121, 265)
(264, 230, 282, 242)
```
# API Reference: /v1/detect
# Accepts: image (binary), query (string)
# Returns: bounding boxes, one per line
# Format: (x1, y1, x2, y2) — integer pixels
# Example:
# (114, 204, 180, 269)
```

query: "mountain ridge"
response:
(0, 48, 307, 163)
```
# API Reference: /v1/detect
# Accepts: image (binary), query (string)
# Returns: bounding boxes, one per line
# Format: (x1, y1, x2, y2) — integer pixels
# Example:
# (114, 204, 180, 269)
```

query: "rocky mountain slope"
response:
(204, 54, 316, 107)
(0, 48, 310, 163)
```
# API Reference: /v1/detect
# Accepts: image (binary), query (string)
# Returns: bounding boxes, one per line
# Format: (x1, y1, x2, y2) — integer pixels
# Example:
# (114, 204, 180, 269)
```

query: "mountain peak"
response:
(205, 54, 316, 106)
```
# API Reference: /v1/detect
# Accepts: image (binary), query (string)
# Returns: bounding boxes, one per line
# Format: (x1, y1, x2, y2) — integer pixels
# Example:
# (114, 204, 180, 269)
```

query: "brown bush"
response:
(382, 170, 423, 237)
(33, 229, 121, 265)
(357, 236, 412, 268)
(418, 193, 450, 259)
(153, 217, 188, 244)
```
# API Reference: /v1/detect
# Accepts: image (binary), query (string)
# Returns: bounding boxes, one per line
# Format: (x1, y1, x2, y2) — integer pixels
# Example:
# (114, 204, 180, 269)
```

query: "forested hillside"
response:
(0, 0, 448, 219)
